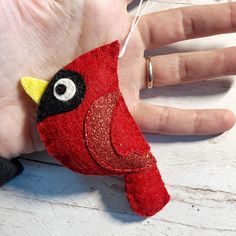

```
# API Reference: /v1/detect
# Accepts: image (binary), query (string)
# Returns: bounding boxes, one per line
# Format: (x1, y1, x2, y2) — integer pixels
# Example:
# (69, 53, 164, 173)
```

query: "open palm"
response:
(0, 0, 235, 159)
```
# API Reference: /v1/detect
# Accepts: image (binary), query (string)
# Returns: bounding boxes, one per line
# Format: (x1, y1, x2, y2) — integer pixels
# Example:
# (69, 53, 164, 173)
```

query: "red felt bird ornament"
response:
(21, 41, 170, 216)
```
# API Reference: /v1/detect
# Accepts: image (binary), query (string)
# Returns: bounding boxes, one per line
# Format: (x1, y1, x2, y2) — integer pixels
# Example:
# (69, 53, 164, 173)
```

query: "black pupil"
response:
(56, 84, 67, 95)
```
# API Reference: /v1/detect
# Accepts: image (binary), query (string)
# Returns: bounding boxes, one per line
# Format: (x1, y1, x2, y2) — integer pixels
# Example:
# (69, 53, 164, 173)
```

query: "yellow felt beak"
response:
(21, 77, 49, 104)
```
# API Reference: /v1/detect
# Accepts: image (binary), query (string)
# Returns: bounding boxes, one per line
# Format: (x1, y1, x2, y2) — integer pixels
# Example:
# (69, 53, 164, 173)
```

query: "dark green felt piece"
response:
(0, 157, 23, 186)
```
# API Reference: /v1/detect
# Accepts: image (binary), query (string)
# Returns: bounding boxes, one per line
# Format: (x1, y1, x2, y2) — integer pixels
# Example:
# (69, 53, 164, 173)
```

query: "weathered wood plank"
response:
(0, 160, 235, 236)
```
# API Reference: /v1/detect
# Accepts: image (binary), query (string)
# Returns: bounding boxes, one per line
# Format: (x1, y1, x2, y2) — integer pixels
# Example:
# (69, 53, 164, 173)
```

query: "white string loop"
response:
(118, 0, 151, 58)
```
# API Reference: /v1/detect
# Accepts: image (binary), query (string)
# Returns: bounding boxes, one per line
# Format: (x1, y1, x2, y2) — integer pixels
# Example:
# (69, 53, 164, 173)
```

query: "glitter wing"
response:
(111, 95, 150, 156)
(84, 91, 156, 174)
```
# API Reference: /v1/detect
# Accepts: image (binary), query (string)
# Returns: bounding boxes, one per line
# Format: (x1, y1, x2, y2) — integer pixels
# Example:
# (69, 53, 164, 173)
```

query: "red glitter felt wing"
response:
(111, 95, 150, 156)
(85, 91, 156, 174)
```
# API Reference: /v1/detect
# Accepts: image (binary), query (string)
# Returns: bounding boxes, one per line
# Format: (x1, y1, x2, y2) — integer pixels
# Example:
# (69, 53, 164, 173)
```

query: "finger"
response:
(141, 46, 236, 88)
(134, 102, 236, 135)
(139, 2, 236, 48)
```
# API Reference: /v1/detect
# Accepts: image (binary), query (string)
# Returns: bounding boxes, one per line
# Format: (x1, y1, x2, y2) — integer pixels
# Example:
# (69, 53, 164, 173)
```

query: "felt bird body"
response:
(21, 41, 170, 216)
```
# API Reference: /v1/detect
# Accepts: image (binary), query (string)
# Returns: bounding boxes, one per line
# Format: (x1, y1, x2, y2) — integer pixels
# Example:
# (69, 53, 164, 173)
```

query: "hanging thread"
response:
(118, 0, 151, 58)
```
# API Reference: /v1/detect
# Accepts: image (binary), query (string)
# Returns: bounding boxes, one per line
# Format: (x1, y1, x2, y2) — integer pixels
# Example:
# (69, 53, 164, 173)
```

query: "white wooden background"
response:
(0, 0, 236, 235)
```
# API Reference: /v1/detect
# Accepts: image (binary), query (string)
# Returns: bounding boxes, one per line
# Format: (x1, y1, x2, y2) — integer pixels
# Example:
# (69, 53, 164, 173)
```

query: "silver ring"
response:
(146, 57, 154, 89)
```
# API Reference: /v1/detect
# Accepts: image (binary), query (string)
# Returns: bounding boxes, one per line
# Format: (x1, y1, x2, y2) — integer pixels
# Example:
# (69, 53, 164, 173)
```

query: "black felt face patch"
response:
(37, 70, 86, 122)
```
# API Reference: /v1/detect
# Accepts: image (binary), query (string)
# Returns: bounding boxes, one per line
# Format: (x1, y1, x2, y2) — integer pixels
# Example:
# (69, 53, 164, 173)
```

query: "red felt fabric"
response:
(37, 41, 121, 175)
(37, 40, 170, 216)
(85, 91, 156, 173)
(125, 164, 170, 216)
(111, 95, 150, 156)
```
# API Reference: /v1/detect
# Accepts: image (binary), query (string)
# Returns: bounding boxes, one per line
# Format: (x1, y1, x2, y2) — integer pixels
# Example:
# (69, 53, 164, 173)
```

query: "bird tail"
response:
(125, 164, 170, 216)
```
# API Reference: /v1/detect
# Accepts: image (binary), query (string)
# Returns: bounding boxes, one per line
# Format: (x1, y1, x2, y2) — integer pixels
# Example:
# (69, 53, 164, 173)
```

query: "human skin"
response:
(0, 0, 235, 159)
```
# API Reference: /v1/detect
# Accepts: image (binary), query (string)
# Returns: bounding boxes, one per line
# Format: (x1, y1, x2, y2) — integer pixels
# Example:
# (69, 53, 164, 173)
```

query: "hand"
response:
(0, 0, 235, 158)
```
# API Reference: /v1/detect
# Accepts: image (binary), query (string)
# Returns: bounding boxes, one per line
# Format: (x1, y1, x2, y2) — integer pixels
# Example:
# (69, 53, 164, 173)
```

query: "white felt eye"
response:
(53, 78, 76, 102)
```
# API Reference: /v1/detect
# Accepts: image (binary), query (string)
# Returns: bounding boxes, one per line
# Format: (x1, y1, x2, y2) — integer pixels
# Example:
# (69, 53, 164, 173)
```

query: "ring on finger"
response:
(146, 56, 154, 89)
